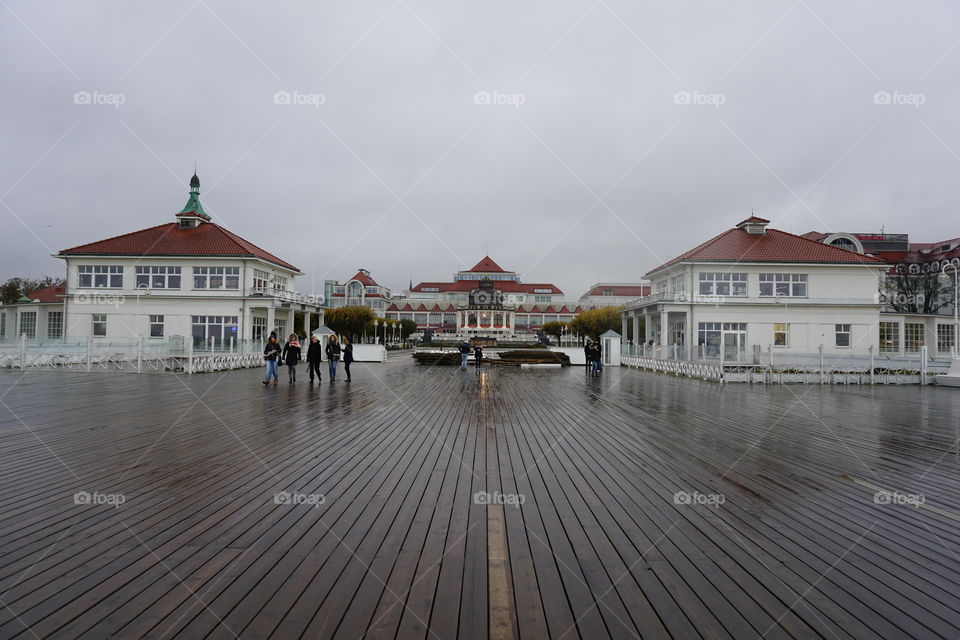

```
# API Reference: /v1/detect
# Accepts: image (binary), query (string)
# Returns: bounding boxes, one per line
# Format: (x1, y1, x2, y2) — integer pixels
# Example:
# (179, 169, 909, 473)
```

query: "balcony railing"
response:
(249, 287, 323, 307)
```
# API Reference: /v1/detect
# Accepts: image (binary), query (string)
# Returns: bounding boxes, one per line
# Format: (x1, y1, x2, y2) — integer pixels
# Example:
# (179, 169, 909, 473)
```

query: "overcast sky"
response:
(2, 1, 959, 297)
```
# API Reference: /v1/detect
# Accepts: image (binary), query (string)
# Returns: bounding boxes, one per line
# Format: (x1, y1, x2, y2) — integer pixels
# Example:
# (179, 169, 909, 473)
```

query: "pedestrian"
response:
(306, 335, 323, 383)
(325, 335, 341, 382)
(595, 340, 603, 373)
(474, 343, 483, 371)
(262, 336, 281, 385)
(342, 336, 354, 382)
(282, 333, 301, 382)
(584, 341, 594, 374)
(458, 340, 470, 370)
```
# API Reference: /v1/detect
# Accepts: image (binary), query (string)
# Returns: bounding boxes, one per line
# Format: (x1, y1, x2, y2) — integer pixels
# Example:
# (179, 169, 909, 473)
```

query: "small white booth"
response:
(600, 329, 621, 367)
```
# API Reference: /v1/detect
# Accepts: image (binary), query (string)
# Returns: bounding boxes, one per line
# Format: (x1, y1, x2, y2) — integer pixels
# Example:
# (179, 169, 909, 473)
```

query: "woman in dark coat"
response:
(325, 336, 341, 382)
(263, 336, 281, 385)
(305, 335, 322, 383)
(342, 336, 354, 382)
(281, 333, 301, 383)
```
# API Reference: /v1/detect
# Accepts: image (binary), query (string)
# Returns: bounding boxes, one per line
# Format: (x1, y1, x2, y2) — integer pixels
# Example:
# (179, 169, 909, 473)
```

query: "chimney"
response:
(737, 216, 770, 236)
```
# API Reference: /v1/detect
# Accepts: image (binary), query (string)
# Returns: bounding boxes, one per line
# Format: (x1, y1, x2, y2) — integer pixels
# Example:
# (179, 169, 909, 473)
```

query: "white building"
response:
(0, 284, 66, 342)
(42, 174, 323, 346)
(324, 269, 392, 313)
(621, 216, 893, 359)
(579, 282, 650, 308)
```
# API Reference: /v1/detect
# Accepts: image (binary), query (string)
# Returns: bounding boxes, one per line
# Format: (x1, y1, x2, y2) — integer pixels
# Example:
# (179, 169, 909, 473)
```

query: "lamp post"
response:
(383, 320, 388, 346)
(135, 283, 150, 338)
(939, 263, 959, 355)
(373, 319, 379, 345)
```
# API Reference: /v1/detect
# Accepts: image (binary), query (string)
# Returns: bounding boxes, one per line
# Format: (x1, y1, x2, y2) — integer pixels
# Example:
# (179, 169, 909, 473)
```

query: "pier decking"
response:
(1, 360, 959, 639)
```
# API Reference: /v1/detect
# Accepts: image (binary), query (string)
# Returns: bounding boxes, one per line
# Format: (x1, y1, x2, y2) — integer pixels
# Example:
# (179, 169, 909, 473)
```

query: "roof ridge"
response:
(768, 228, 886, 263)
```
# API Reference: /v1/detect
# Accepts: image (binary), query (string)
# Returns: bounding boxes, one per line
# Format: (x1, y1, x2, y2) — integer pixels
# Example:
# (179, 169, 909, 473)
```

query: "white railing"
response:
(249, 287, 323, 307)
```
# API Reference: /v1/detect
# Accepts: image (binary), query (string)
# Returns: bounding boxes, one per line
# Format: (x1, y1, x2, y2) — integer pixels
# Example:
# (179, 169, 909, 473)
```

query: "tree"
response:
(568, 307, 622, 341)
(324, 306, 376, 340)
(541, 320, 567, 345)
(881, 272, 951, 315)
(398, 319, 417, 340)
(1, 276, 64, 304)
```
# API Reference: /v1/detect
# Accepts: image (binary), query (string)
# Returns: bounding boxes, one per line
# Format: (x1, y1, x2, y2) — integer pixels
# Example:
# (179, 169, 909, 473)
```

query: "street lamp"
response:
(135, 283, 150, 338)
(939, 262, 959, 355)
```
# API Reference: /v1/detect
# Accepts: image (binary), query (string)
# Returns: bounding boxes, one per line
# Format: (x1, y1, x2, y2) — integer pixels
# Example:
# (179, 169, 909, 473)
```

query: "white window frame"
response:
(905, 322, 924, 353)
(193, 266, 240, 290)
(253, 269, 269, 289)
(759, 273, 807, 297)
(149, 314, 164, 338)
(937, 324, 956, 353)
(880, 321, 900, 353)
(47, 311, 63, 339)
(18, 312, 37, 339)
(136, 266, 181, 289)
(773, 323, 790, 347)
(835, 323, 851, 348)
(92, 313, 106, 337)
(78, 265, 123, 289)
(698, 272, 747, 297)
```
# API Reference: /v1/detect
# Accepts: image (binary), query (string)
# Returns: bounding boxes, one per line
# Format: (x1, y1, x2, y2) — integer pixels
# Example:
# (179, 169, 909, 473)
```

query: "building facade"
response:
(621, 216, 894, 359)
(32, 174, 325, 346)
(385, 257, 596, 337)
(579, 282, 650, 308)
(0, 285, 66, 342)
(324, 269, 392, 313)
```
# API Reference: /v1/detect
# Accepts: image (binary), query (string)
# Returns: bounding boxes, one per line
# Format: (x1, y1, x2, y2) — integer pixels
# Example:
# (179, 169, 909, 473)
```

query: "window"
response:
(835, 324, 851, 347)
(78, 265, 123, 288)
(697, 322, 747, 358)
(253, 269, 269, 289)
(0, 313, 5, 338)
(534, 295, 552, 303)
(905, 323, 924, 353)
(274, 275, 289, 291)
(671, 275, 686, 294)
(533, 288, 553, 294)
(602, 289, 614, 296)
(698, 272, 747, 296)
(252, 317, 267, 341)
(193, 267, 239, 290)
(18, 312, 37, 339)
(422, 287, 439, 292)
(937, 324, 956, 353)
(774, 323, 790, 346)
(275, 318, 286, 339)
(47, 311, 63, 339)
(191, 315, 238, 346)
(880, 322, 900, 353)
(92, 314, 106, 337)
(135, 266, 181, 289)
(149, 315, 164, 337)
(760, 273, 807, 297)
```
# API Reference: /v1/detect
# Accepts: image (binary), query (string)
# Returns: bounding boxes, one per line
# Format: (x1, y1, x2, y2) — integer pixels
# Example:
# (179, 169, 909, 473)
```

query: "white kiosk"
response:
(600, 329, 622, 367)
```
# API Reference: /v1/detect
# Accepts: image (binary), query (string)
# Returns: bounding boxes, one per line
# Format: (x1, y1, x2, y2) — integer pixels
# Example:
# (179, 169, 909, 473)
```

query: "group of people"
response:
(584, 340, 604, 374)
(458, 341, 484, 371)
(262, 333, 354, 385)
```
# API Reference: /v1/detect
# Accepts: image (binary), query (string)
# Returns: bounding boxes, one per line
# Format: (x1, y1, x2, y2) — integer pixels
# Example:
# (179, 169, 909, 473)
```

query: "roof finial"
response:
(179, 170, 209, 220)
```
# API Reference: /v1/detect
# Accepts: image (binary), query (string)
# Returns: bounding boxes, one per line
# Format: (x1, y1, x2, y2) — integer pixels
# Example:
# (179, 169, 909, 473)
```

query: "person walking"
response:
(305, 335, 322, 383)
(325, 335, 341, 382)
(594, 340, 604, 374)
(282, 333, 301, 382)
(474, 343, 483, 372)
(458, 341, 470, 370)
(262, 336, 281, 385)
(342, 336, 354, 382)
(584, 341, 594, 374)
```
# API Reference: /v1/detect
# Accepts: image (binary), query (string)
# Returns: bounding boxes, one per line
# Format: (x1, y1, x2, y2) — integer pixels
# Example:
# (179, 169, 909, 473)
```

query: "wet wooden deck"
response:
(1, 360, 959, 639)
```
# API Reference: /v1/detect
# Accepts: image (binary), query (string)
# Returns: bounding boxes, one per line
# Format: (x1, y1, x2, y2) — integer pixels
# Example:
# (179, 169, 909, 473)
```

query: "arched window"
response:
(468, 313, 477, 326)
(829, 237, 858, 251)
(494, 313, 503, 327)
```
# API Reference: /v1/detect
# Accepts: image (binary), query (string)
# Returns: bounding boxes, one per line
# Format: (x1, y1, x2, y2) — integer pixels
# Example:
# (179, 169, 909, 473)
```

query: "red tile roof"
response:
(648, 224, 887, 276)
(23, 284, 65, 304)
(466, 256, 506, 273)
(348, 270, 378, 286)
(59, 222, 300, 272)
(582, 284, 650, 297)
(411, 280, 562, 294)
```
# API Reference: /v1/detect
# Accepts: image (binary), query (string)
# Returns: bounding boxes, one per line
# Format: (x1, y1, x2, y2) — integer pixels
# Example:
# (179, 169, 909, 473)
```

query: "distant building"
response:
(9, 174, 325, 345)
(386, 256, 595, 336)
(324, 269, 392, 313)
(579, 282, 650, 308)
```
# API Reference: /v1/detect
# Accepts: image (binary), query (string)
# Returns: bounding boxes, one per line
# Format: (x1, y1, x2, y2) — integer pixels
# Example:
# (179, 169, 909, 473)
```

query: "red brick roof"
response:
(648, 224, 887, 276)
(23, 284, 65, 304)
(466, 256, 506, 273)
(59, 222, 299, 272)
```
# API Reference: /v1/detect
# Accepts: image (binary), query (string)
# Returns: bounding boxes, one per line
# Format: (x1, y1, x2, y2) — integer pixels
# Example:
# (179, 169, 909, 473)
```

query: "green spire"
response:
(177, 173, 210, 220)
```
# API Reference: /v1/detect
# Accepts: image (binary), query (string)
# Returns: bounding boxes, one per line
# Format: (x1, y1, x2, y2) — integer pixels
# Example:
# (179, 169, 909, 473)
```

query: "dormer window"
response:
(179, 218, 197, 229)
